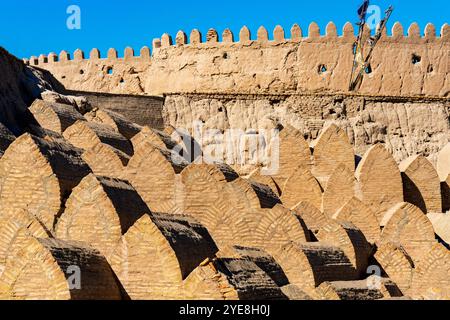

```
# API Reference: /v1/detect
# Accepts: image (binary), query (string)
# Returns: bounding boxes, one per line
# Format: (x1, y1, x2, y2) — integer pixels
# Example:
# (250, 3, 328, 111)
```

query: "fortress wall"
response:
(67, 91, 165, 129)
(163, 93, 450, 163)
(28, 22, 450, 97)
(28, 47, 152, 95)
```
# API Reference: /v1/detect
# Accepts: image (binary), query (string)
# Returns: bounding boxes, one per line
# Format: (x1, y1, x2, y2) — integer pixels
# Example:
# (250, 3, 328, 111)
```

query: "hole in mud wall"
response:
(61, 75, 66, 79)
(269, 99, 281, 106)
(427, 64, 434, 73)
(218, 107, 223, 112)
(318, 64, 327, 74)
(412, 54, 421, 65)
(365, 64, 372, 74)
(107, 67, 114, 75)
(222, 52, 228, 59)
(79, 70, 84, 75)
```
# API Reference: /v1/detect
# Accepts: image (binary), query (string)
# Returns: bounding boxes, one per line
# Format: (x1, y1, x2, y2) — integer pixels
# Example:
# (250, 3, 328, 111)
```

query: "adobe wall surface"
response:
(63, 89, 449, 163)
(163, 93, 450, 162)
(67, 91, 165, 129)
(28, 22, 450, 98)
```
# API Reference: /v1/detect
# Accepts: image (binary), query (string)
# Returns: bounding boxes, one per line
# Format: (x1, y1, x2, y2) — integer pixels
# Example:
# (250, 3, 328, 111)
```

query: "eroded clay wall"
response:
(67, 91, 165, 129)
(163, 93, 450, 162)
(27, 22, 450, 97)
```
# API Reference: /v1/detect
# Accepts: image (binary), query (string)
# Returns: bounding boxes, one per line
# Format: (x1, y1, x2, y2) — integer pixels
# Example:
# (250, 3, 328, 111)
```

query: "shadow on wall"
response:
(0, 47, 69, 135)
(65, 90, 166, 130)
(15, 67, 68, 134)
(441, 181, 450, 212)
(401, 173, 427, 213)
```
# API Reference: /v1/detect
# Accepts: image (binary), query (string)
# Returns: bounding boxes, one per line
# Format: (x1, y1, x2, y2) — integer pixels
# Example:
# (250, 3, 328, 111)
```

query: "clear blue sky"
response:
(0, 0, 448, 59)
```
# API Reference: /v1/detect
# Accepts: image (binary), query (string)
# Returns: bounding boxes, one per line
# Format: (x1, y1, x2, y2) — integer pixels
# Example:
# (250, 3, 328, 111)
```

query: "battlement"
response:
(25, 47, 151, 67)
(27, 21, 450, 98)
(25, 22, 450, 66)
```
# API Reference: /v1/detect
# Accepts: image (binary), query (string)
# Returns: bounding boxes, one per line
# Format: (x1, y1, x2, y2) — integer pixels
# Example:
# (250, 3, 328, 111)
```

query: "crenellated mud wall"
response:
(27, 22, 450, 97)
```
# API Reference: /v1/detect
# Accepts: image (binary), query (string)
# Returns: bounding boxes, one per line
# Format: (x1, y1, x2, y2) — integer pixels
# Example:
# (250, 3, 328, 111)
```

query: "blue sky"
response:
(0, 0, 448, 59)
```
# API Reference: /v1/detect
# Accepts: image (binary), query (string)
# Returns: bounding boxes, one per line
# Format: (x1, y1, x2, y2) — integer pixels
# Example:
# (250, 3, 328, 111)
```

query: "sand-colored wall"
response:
(28, 22, 450, 97)
(162, 93, 450, 163)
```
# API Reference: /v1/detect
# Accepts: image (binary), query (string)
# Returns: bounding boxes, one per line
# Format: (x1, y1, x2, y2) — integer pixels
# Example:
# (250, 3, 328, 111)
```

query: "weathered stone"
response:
(85, 108, 142, 139)
(271, 242, 357, 297)
(355, 144, 404, 221)
(399, 155, 441, 213)
(281, 165, 322, 210)
(316, 220, 372, 276)
(322, 164, 358, 217)
(374, 242, 414, 293)
(312, 124, 355, 181)
(183, 255, 286, 300)
(0, 134, 91, 230)
(56, 174, 149, 259)
(229, 177, 281, 211)
(292, 201, 328, 235)
(247, 168, 281, 197)
(40, 90, 91, 113)
(316, 277, 400, 300)
(82, 143, 130, 178)
(280, 284, 313, 300)
(409, 243, 450, 300)
(0, 210, 50, 269)
(110, 213, 218, 299)
(437, 143, 450, 181)
(272, 125, 312, 187)
(125, 140, 188, 213)
(333, 197, 380, 243)
(180, 163, 247, 248)
(248, 204, 310, 250)
(380, 202, 436, 263)
(0, 237, 121, 300)
(29, 99, 85, 133)
(63, 120, 133, 156)
(131, 125, 181, 151)
(216, 245, 289, 287)
(427, 212, 450, 246)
